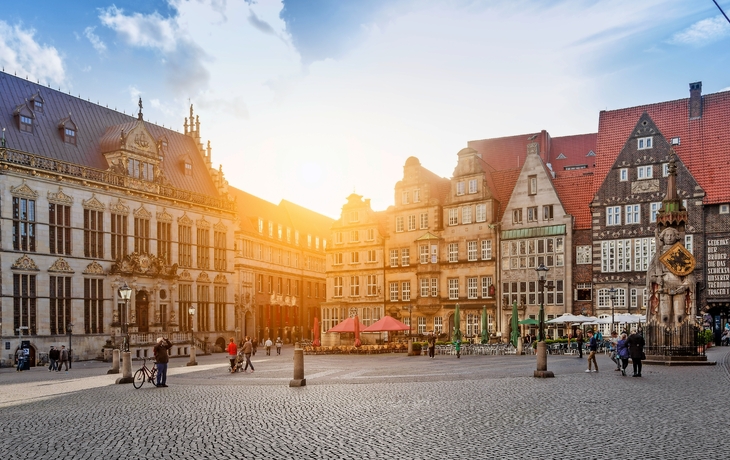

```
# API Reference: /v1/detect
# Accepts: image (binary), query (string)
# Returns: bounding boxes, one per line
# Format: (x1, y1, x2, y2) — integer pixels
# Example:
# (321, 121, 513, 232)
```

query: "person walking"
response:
(608, 331, 621, 371)
(275, 337, 283, 355)
(58, 345, 69, 372)
(627, 329, 646, 377)
(15, 347, 25, 372)
(48, 346, 59, 372)
(226, 338, 238, 372)
(616, 332, 630, 376)
(265, 338, 273, 356)
(153, 337, 173, 387)
(576, 331, 584, 358)
(585, 330, 599, 373)
(242, 336, 255, 373)
(455, 339, 461, 359)
(428, 335, 436, 358)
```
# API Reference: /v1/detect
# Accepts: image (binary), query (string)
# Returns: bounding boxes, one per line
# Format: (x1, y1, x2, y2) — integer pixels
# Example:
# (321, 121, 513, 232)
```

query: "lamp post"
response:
(534, 263, 554, 378)
(116, 282, 134, 384)
(67, 323, 73, 369)
(608, 287, 617, 333)
(188, 306, 197, 366)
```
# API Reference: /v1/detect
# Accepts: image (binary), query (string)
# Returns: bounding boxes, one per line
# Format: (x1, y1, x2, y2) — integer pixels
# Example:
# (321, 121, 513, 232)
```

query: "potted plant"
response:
(409, 342, 422, 356)
(700, 329, 714, 348)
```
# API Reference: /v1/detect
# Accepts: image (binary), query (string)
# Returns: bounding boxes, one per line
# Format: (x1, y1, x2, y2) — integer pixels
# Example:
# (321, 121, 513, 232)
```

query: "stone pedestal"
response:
(533, 342, 554, 378)
(289, 346, 306, 387)
(116, 351, 134, 384)
(516, 336, 524, 355)
(107, 349, 120, 374)
(187, 345, 197, 366)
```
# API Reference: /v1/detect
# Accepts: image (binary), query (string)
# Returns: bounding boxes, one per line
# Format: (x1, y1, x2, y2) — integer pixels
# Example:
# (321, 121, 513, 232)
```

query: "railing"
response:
(644, 323, 705, 357)
(1, 147, 236, 212)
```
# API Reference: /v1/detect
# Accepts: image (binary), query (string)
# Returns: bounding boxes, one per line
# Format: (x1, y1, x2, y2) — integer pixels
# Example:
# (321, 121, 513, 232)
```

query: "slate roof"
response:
(0, 71, 219, 197)
(594, 86, 730, 204)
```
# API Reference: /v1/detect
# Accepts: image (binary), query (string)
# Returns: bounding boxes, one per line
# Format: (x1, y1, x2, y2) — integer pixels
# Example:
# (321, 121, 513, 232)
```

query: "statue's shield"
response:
(659, 242, 696, 276)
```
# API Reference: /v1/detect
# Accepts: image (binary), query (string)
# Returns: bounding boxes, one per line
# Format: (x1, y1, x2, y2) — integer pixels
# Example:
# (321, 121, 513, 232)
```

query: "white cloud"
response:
(669, 16, 730, 45)
(84, 26, 107, 54)
(0, 20, 67, 87)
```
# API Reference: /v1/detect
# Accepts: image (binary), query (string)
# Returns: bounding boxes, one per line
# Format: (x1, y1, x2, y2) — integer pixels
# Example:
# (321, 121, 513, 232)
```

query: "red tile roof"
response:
(549, 133, 597, 174)
(594, 87, 730, 204)
(553, 174, 594, 230)
(489, 168, 521, 221)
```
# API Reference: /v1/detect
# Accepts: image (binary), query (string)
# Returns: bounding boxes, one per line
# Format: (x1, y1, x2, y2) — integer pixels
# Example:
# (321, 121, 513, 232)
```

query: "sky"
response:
(1, 0, 729, 219)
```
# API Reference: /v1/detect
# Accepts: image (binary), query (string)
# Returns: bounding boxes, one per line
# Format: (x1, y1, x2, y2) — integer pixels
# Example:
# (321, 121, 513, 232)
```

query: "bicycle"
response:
(133, 358, 158, 389)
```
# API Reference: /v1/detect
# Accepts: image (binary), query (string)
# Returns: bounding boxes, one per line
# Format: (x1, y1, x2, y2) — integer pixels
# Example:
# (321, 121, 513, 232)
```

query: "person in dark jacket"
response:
(49, 346, 60, 371)
(616, 332, 630, 376)
(576, 331, 584, 358)
(242, 337, 255, 373)
(627, 330, 645, 377)
(153, 337, 173, 387)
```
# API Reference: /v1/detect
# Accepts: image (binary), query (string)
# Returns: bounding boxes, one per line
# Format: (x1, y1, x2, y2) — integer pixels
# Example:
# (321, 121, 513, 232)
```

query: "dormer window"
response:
(20, 115, 33, 133)
(30, 92, 45, 113)
(34, 100, 44, 112)
(64, 128, 76, 145)
(184, 162, 192, 175)
(57, 115, 78, 145)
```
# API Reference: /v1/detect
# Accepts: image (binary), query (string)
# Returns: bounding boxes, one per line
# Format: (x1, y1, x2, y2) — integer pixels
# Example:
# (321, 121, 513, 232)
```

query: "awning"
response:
(501, 224, 566, 241)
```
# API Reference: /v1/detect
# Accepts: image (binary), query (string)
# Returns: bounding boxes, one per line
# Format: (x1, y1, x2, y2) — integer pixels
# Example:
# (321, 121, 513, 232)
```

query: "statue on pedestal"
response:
(647, 227, 696, 327)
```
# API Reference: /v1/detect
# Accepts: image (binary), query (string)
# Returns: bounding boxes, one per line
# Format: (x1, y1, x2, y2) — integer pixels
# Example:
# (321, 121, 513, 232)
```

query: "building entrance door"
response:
(136, 290, 149, 333)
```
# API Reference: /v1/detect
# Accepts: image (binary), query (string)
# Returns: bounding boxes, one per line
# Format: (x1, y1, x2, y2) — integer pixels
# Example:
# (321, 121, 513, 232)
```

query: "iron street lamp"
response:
(188, 306, 197, 366)
(609, 287, 617, 333)
(118, 282, 132, 352)
(67, 323, 73, 369)
(534, 263, 554, 378)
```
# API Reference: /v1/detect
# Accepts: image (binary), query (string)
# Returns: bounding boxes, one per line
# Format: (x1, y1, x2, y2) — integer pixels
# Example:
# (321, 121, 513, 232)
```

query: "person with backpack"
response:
(627, 329, 646, 377)
(242, 337, 254, 373)
(153, 337, 173, 387)
(265, 338, 273, 356)
(48, 345, 59, 372)
(585, 330, 599, 373)
(275, 337, 283, 355)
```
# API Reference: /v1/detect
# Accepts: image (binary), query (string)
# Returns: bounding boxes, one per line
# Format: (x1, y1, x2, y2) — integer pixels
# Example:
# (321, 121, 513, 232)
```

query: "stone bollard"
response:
(107, 349, 120, 374)
(533, 342, 554, 378)
(116, 351, 134, 384)
(289, 343, 306, 387)
(517, 336, 524, 355)
(187, 345, 197, 366)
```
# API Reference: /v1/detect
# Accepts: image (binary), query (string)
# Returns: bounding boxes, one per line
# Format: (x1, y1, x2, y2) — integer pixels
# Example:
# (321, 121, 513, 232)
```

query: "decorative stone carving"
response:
(83, 261, 106, 275)
(178, 213, 193, 226)
(82, 194, 106, 211)
(179, 270, 192, 281)
(214, 220, 228, 232)
(10, 180, 38, 199)
(109, 252, 178, 278)
(12, 254, 39, 271)
(196, 217, 210, 229)
(48, 258, 74, 273)
(48, 188, 74, 205)
(631, 179, 659, 194)
(133, 205, 152, 219)
(110, 198, 130, 215)
(214, 274, 227, 284)
(156, 208, 173, 223)
(197, 271, 211, 283)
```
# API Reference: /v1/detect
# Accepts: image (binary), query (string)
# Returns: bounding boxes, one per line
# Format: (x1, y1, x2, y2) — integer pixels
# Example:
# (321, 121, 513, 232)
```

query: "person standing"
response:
(226, 338, 238, 372)
(15, 347, 25, 372)
(576, 331, 584, 358)
(616, 332, 630, 376)
(275, 337, 283, 355)
(627, 330, 645, 377)
(265, 338, 273, 356)
(242, 336, 254, 373)
(48, 346, 59, 372)
(428, 335, 436, 358)
(252, 338, 258, 356)
(58, 345, 69, 372)
(585, 330, 599, 373)
(455, 339, 461, 359)
(153, 337, 173, 387)
(608, 331, 621, 371)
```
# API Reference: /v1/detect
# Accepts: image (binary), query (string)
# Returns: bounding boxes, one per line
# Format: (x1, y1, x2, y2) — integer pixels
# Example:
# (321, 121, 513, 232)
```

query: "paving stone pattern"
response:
(1, 346, 728, 459)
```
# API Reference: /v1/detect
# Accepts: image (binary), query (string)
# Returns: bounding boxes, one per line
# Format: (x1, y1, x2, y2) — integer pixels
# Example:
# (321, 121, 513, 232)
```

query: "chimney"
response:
(689, 81, 702, 119)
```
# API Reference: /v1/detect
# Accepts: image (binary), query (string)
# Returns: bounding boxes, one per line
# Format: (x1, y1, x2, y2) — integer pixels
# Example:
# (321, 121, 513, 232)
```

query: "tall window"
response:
(214, 231, 227, 270)
(402, 281, 411, 301)
(49, 203, 71, 255)
(420, 212, 428, 229)
(84, 209, 104, 258)
(396, 216, 404, 232)
(467, 277, 478, 299)
(389, 249, 398, 267)
(512, 209, 522, 224)
(606, 206, 621, 226)
(448, 208, 458, 226)
(481, 240, 492, 260)
(448, 243, 459, 262)
(350, 276, 360, 296)
(468, 241, 478, 261)
(179, 225, 192, 267)
(157, 222, 172, 263)
(390, 282, 400, 301)
(13, 274, 37, 335)
(413, 189, 420, 202)
(408, 215, 416, 231)
(456, 181, 465, 195)
(468, 179, 477, 194)
(527, 206, 538, 222)
(179, 284, 192, 332)
(434, 316, 443, 334)
(431, 278, 438, 297)
(367, 250, 377, 263)
(197, 285, 210, 331)
(214, 286, 226, 331)
(50, 276, 71, 335)
(134, 217, 150, 254)
(367, 275, 378, 296)
(448, 279, 459, 300)
(528, 175, 537, 195)
(111, 213, 128, 260)
(462, 206, 472, 224)
(420, 278, 429, 297)
(420, 245, 429, 264)
(12, 197, 36, 251)
(84, 278, 103, 334)
(476, 203, 487, 222)
(401, 248, 410, 266)
(625, 205, 640, 224)
(481, 276, 493, 298)
(543, 205, 554, 220)
(650, 202, 661, 222)
(197, 228, 210, 269)
(334, 277, 343, 298)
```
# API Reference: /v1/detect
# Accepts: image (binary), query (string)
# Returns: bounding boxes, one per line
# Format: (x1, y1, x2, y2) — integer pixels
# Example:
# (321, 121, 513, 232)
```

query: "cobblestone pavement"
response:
(1, 346, 728, 459)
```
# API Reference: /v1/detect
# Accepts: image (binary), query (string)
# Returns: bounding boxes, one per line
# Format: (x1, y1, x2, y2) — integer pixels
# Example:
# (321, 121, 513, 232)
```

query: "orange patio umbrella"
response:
(326, 316, 367, 333)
